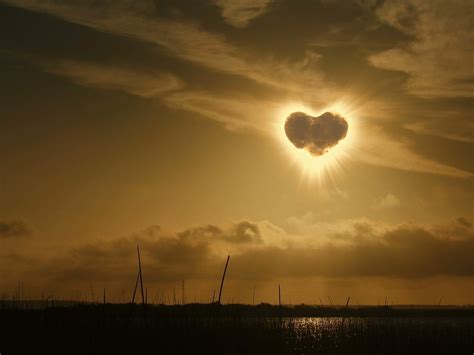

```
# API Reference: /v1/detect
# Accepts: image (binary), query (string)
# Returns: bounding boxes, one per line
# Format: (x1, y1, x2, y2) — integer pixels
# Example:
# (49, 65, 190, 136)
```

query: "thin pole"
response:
(182, 280, 185, 305)
(90, 283, 95, 303)
(137, 244, 145, 305)
(345, 296, 350, 308)
(131, 270, 140, 303)
(217, 255, 230, 304)
(253, 285, 256, 306)
(278, 285, 281, 306)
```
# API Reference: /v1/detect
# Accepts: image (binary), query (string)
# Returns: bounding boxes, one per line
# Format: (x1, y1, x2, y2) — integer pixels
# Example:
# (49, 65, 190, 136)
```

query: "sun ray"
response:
(273, 99, 360, 185)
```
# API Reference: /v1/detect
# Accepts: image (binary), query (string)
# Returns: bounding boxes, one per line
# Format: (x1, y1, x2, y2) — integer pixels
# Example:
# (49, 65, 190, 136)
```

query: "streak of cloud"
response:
(214, 0, 274, 27)
(355, 125, 473, 178)
(369, 0, 474, 98)
(0, 221, 31, 239)
(2, 0, 471, 180)
(47, 60, 183, 98)
(1, 0, 325, 96)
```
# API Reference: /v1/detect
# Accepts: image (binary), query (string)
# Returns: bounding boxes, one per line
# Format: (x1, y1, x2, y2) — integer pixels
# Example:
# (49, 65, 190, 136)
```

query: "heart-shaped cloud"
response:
(284, 111, 348, 156)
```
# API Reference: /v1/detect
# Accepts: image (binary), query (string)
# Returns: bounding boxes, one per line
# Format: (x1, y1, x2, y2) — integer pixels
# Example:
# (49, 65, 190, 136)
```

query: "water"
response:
(279, 317, 474, 354)
(1, 306, 473, 354)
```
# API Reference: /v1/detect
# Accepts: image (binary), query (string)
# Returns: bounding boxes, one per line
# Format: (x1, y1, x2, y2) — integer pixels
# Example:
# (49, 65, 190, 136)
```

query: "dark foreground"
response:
(1, 304, 473, 355)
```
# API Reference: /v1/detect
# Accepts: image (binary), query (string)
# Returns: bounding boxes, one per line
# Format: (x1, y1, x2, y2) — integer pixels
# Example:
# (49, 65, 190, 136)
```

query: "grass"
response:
(0, 303, 472, 354)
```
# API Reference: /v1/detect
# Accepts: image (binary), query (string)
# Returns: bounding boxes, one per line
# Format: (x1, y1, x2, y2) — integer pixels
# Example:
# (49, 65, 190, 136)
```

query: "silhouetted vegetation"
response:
(1, 303, 472, 354)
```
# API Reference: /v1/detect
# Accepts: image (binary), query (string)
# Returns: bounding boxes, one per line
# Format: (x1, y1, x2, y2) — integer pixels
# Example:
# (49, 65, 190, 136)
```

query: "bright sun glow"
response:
(273, 100, 360, 185)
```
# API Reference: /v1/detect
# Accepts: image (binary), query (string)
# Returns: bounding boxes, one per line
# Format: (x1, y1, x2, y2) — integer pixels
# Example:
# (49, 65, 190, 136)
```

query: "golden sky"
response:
(0, 0, 472, 304)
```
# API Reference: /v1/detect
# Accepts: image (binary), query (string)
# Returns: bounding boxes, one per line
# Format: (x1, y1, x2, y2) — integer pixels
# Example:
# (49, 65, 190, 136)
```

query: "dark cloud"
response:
(42, 221, 261, 283)
(0, 221, 30, 239)
(230, 221, 261, 243)
(231, 225, 474, 280)
(178, 222, 261, 243)
(178, 224, 223, 239)
(284, 112, 348, 156)
(21, 219, 472, 286)
(457, 217, 472, 228)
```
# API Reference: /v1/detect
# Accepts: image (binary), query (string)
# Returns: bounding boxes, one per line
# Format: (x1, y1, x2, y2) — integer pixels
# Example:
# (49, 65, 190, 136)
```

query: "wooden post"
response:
(137, 244, 145, 306)
(131, 271, 140, 303)
(182, 280, 185, 305)
(278, 285, 281, 307)
(90, 283, 95, 303)
(217, 255, 230, 304)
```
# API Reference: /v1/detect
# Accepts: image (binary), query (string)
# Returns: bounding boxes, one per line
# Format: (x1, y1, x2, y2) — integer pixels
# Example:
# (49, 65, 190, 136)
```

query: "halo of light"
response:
(273, 100, 360, 185)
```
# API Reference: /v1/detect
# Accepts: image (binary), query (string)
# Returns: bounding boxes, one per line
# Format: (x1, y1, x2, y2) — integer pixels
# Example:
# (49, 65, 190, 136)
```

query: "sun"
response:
(273, 100, 360, 185)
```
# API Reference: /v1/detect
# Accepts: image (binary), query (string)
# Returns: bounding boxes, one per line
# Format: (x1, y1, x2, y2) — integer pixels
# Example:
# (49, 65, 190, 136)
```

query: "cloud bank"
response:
(1, 217, 472, 304)
(4, 217, 469, 285)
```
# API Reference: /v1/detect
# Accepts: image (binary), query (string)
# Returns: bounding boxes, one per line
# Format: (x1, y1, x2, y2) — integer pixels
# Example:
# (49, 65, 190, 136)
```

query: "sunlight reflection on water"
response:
(273, 316, 473, 353)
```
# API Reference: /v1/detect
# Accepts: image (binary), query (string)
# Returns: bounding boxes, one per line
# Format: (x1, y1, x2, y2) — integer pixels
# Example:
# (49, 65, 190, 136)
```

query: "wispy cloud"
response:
(369, 0, 474, 98)
(2, 0, 324, 96)
(214, 0, 274, 27)
(404, 118, 474, 143)
(355, 125, 472, 178)
(47, 60, 183, 98)
(371, 193, 400, 210)
(164, 90, 279, 131)
(3, 0, 471, 179)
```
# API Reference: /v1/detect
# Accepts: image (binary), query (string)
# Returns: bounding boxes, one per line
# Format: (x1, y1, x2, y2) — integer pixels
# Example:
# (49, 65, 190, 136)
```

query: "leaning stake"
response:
(137, 244, 145, 306)
(217, 255, 230, 304)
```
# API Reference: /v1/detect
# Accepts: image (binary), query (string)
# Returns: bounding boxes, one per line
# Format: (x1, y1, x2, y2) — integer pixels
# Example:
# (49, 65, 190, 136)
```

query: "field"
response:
(1, 303, 473, 355)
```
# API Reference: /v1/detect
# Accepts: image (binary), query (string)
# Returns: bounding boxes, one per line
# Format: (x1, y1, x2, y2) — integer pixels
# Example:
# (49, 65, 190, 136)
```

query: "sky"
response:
(0, 0, 472, 305)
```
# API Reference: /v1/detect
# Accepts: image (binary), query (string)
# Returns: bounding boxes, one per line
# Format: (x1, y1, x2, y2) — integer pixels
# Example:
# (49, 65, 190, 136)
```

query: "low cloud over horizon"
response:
(1, 216, 472, 304)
